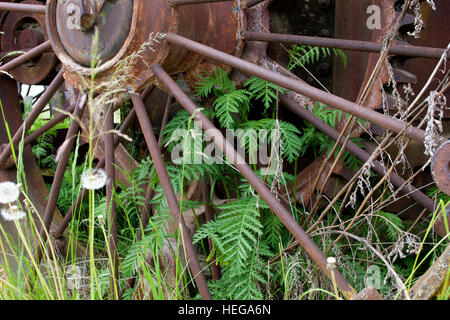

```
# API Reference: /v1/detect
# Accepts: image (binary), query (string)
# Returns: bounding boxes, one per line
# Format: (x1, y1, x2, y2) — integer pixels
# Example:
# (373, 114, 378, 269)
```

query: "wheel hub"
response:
(55, 0, 133, 67)
(46, 0, 246, 91)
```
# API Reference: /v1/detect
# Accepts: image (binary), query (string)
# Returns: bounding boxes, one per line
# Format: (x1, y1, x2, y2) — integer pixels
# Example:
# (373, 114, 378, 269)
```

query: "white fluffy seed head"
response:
(0, 181, 20, 204)
(1, 206, 26, 221)
(81, 169, 107, 190)
(327, 257, 337, 265)
(97, 215, 105, 226)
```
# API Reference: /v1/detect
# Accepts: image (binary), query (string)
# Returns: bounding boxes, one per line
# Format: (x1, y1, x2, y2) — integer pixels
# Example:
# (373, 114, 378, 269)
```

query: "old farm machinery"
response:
(0, 0, 448, 299)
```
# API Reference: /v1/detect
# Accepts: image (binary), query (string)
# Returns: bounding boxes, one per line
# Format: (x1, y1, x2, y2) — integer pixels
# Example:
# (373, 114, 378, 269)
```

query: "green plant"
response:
(287, 45, 347, 71)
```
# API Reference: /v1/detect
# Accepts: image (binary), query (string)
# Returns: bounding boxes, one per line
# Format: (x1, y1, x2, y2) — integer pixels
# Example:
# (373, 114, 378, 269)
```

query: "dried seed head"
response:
(81, 168, 107, 190)
(0, 181, 20, 204)
(97, 215, 105, 226)
(327, 257, 336, 265)
(1, 206, 26, 221)
(327, 257, 337, 270)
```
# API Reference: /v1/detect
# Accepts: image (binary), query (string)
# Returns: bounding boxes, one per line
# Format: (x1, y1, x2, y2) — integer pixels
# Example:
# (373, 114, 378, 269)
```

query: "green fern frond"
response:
(375, 211, 404, 241)
(213, 90, 251, 129)
(239, 119, 302, 163)
(288, 45, 347, 71)
(195, 67, 235, 98)
(244, 77, 286, 110)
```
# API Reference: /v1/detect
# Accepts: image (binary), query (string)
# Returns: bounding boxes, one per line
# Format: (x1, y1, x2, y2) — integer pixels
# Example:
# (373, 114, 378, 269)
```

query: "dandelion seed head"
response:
(81, 169, 107, 190)
(97, 215, 105, 226)
(1, 206, 26, 221)
(0, 181, 20, 204)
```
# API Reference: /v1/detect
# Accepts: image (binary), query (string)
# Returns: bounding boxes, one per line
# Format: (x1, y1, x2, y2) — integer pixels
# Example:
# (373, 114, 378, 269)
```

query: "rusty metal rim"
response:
(45, 0, 139, 76)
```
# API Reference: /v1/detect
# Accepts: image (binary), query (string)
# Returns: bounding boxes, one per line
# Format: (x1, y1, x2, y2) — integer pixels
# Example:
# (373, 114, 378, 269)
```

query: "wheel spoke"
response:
(0, 68, 65, 168)
(163, 33, 426, 143)
(0, 41, 52, 73)
(127, 91, 172, 291)
(23, 103, 75, 148)
(35, 94, 87, 264)
(131, 92, 212, 300)
(242, 31, 450, 60)
(278, 95, 450, 237)
(104, 102, 120, 297)
(169, 0, 232, 7)
(54, 107, 138, 238)
(150, 63, 356, 299)
(0, 3, 46, 14)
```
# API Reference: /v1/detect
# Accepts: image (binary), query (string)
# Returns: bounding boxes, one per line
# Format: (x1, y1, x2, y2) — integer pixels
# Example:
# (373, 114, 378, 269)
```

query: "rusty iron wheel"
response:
(0, 0, 448, 300)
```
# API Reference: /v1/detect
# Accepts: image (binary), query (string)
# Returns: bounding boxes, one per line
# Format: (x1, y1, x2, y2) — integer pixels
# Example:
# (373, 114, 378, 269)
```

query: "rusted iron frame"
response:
(0, 2, 46, 14)
(0, 69, 64, 168)
(150, 64, 355, 299)
(0, 41, 52, 73)
(53, 108, 138, 238)
(202, 176, 221, 281)
(35, 95, 87, 264)
(131, 92, 212, 300)
(163, 33, 426, 143)
(279, 95, 436, 213)
(104, 102, 120, 297)
(242, 32, 449, 60)
(168, 0, 232, 7)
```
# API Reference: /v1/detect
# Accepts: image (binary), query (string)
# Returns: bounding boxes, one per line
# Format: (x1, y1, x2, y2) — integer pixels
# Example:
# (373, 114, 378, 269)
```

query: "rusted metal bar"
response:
(242, 32, 449, 60)
(127, 93, 172, 291)
(36, 95, 87, 263)
(202, 176, 221, 281)
(0, 41, 52, 73)
(24, 104, 75, 146)
(54, 108, 137, 238)
(0, 2, 46, 14)
(131, 92, 212, 300)
(0, 69, 65, 168)
(0, 103, 74, 170)
(242, 0, 266, 9)
(151, 63, 356, 299)
(104, 103, 119, 296)
(279, 96, 441, 212)
(280, 95, 450, 238)
(163, 33, 426, 143)
(136, 93, 172, 242)
(168, 0, 232, 7)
